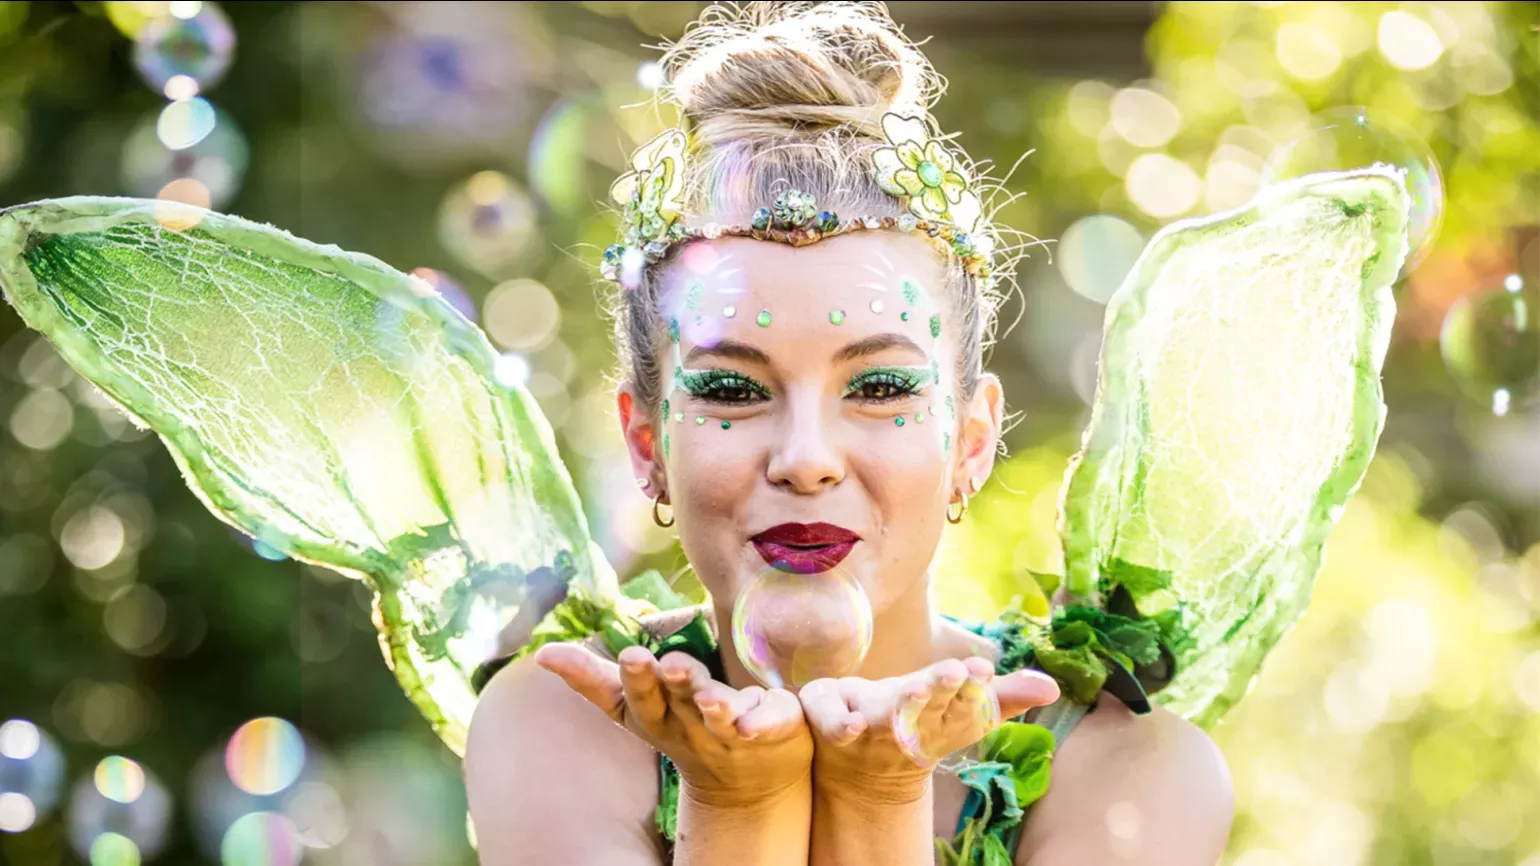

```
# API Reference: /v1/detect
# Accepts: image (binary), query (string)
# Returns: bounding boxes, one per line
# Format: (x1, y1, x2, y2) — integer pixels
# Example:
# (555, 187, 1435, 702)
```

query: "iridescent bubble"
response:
(0, 719, 66, 831)
(407, 268, 477, 324)
(68, 757, 173, 862)
(893, 674, 1001, 768)
(122, 102, 249, 208)
(730, 564, 873, 690)
(220, 812, 302, 866)
(1440, 275, 1539, 416)
(156, 97, 216, 150)
(226, 718, 305, 797)
(133, 2, 235, 93)
(436, 171, 537, 279)
(1260, 106, 1444, 278)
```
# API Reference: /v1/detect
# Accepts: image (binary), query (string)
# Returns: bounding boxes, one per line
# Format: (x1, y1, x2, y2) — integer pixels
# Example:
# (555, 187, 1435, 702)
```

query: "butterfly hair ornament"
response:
(598, 112, 999, 291)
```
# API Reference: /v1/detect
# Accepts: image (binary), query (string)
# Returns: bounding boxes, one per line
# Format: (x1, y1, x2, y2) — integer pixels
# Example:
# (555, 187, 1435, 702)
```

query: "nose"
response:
(765, 388, 845, 494)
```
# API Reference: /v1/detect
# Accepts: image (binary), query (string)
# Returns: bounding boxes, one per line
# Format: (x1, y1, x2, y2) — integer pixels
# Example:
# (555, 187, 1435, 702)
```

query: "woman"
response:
(465, 3, 1233, 863)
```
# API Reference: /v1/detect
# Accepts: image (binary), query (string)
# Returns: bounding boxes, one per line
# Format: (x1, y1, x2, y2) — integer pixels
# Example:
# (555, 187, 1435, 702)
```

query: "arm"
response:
(1017, 704, 1234, 866)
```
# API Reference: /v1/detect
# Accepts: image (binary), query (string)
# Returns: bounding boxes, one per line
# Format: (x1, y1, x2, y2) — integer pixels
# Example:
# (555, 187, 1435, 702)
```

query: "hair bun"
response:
(661, 1, 942, 143)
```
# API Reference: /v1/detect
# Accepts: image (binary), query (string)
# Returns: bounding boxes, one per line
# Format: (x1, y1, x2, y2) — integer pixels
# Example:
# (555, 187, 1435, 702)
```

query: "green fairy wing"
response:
(1058, 168, 1410, 728)
(0, 197, 621, 755)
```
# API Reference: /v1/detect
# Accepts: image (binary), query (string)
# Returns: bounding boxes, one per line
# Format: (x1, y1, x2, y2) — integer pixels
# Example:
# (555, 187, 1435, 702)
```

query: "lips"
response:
(750, 522, 860, 574)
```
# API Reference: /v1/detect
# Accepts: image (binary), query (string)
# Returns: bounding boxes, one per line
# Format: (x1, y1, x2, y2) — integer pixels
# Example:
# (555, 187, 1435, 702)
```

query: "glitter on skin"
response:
(930, 314, 942, 338)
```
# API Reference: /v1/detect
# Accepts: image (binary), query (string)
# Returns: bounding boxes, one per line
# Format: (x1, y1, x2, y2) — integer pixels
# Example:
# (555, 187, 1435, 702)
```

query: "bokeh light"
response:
(226, 718, 306, 797)
(68, 757, 172, 862)
(436, 171, 538, 279)
(0, 719, 66, 831)
(1056, 214, 1145, 304)
(1259, 106, 1444, 277)
(731, 564, 873, 690)
(132, 1, 235, 93)
(1125, 152, 1200, 219)
(155, 97, 216, 150)
(220, 811, 302, 866)
(122, 102, 249, 208)
(1440, 275, 1539, 416)
(482, 278, 559, 351)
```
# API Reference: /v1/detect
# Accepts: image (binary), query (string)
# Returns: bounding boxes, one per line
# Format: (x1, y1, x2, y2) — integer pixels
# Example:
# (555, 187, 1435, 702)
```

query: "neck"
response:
(714, 571, 946, 691)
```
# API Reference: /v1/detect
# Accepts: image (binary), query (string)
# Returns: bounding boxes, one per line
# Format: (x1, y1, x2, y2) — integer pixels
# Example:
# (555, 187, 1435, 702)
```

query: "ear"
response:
(953, 372, 1004, 500)
(616, 385, 667, 502)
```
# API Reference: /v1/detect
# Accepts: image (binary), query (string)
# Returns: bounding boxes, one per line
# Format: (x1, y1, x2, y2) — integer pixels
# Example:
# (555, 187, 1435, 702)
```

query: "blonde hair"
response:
(609, 1, 1022, 415)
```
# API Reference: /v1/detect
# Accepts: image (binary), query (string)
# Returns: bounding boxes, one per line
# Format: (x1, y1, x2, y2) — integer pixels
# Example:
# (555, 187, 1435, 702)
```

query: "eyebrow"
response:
(682, 334, 926, 367)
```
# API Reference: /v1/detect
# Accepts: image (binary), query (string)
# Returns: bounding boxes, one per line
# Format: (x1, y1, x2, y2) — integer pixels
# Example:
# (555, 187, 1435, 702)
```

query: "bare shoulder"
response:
(465, 654, 663, 865)
(1017, 696, 1234, 866)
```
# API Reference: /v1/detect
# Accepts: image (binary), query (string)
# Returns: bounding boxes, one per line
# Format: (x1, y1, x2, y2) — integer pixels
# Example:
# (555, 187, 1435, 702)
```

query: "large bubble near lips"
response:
(0, 719, 66, 832)
(731, 564, 873, 690)
(1260, 106, 1443, 279)
(1440, 274, 1539, 416)
(133, 3, 236, 94)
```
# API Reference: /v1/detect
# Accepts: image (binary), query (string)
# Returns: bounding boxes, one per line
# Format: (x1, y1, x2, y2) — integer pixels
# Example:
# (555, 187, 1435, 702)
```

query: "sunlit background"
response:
(0, 2, 1535, 863)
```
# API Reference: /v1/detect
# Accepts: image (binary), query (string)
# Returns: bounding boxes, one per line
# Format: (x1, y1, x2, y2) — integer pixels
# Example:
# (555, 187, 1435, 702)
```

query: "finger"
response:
(737, 689, 804, 741)
(535, 643, 625, 722)
(922, 659, 970, 720)
(657, 652, 716, 729)
(693, 681, 749, 740)
(617, 645, 668, 726)
(800, 679, 864, 745)
(996, 668, 1062, 719)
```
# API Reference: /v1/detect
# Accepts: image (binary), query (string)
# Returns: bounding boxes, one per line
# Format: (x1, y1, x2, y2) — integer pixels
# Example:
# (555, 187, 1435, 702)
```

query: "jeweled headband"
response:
(601, 112, 999, 291)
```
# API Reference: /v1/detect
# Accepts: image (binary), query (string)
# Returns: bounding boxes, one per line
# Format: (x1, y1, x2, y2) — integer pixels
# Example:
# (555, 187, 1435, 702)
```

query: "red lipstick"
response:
(750, 522, 860, 574)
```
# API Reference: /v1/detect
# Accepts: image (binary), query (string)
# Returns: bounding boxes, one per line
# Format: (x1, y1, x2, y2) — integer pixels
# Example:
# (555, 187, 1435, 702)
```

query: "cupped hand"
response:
(536, 642, 812, 805)
(799, 657, 1060, 796)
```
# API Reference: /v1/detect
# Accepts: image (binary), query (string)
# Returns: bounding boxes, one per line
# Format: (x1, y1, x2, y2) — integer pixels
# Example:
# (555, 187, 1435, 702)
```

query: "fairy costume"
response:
(1, 98, 1411, 864)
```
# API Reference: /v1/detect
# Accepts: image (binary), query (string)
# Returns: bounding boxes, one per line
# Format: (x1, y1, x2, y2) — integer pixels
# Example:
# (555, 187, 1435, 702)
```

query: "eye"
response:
(845, 366, 928, 403)
(679, 369, 771, 404)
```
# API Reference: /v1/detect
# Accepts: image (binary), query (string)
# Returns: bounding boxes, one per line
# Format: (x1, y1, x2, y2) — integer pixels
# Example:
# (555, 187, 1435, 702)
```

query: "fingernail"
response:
(665, 669, 687, 682)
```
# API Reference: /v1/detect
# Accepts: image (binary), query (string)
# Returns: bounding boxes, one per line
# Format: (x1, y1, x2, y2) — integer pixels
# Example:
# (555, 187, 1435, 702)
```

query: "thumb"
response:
(996, 668, 1061, 719)
(535, 643, 625, 721)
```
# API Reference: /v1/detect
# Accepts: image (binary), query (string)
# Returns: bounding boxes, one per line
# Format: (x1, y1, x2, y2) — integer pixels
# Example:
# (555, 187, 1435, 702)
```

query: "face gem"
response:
(830, 310, 846, 325)
(721, 420, 732, 429)
(870, 299, 884, 314)
(756, 310, 771, 328)
(695, 415, 706, 425)
(723, 304, 736, 318)
(894, 416, 905, 427)
(900, 311, 910, 321)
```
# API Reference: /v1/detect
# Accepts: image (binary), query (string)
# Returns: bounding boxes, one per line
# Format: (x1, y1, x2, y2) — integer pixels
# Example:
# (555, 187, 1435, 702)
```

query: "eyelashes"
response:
(677, 365, 932, 406)
(678, 369, 771, 404)
(843, 365, 930, 403)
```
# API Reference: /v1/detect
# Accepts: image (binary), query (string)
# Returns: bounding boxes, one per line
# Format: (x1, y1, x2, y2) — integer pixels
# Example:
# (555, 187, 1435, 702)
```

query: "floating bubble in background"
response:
(122, 102, 249, 209)
(731, 564, 873, 690)
(156, 96, 216, 150)
(1440, 275, 1539, 416)
(482, 278, 559, 351)
(189, 718, 346, 861)
(132, 2, 236, 94)
(68, 756, 173, 863)
(0, 719, 66, 832)
(436, 171, 538, 280)
(220, 812, 302, 866)
(1259, 106, 1444, 278)
(893, 675, 1001, 768)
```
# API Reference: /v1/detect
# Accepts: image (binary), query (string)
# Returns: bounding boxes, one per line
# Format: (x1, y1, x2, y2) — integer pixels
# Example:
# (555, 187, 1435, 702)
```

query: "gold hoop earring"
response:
(946, 493, 968, 525)
(652, 492, 675, 528)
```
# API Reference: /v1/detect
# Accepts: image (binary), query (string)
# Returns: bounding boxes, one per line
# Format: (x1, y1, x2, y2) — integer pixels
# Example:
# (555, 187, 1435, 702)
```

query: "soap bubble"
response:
(133, 2, 236, 94)
(220, 812, 302, 866)
(122, 102, 249, 208)
(68, 757, 173, 862)
(731, 564, 873, 689)
(226, 718, 306, 797)
(1440, 275, 1539, 416)
(188, 722, 340, 860)
(893, 674, 1001, 768)
(437, 171, 538, 279)
(1260, 106, 1444, 278)
(0, 719, 66, 831)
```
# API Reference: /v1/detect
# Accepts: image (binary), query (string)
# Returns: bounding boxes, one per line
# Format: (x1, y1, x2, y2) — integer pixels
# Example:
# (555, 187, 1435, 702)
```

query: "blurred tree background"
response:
(0, 1, 1535, 864)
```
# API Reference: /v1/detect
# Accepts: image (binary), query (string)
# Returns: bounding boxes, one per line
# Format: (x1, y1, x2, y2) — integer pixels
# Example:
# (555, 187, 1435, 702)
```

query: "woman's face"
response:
(618, 232, 1003, 616)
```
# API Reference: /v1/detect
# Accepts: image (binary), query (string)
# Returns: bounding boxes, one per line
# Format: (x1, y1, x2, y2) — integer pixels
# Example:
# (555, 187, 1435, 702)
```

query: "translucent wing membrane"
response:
(1059, 169, 1410, 728)
(0, 197, 619, 754)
